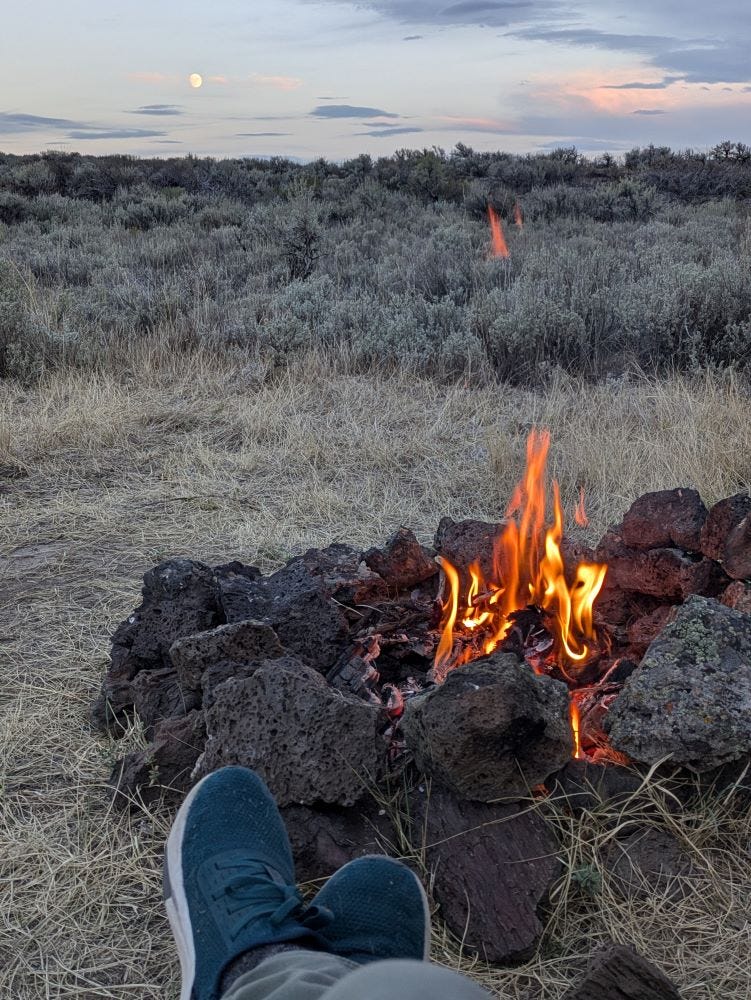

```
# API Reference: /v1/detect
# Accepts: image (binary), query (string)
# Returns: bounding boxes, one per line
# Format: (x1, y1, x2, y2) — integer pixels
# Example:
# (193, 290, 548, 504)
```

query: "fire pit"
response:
(93, 429, 751, 967)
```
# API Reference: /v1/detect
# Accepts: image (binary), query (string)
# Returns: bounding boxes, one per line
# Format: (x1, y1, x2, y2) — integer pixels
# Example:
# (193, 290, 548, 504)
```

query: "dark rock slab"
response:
(216, 560, 350, 674)
(91, 558, 221, 731)
(597, 530, 725, 600)
(621, 489, 707, 552)
(110, 710, 206, 808)
(197, 655, 387, 806)
(413, 783, 561, 964)
(281, 801, 395, 883)
(547, 759, 644, 812)
(130, 666, 200, 737)
(169, 619, 283, 691)
(293, 543, 389, 605)
(604, 828, 696, 902)
(402, 653, 572, 800)
(563, 943, 682, 1000)
(606, 595, 751, 770)
(363, 528, 438, 590)
(434, 516, 505, 585)
(699, 493, 751, 562)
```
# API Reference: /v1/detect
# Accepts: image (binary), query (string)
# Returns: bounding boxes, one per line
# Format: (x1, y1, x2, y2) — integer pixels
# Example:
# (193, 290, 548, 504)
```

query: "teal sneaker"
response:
(307, 855, 431, 964)
(163, 767, 327, 1000)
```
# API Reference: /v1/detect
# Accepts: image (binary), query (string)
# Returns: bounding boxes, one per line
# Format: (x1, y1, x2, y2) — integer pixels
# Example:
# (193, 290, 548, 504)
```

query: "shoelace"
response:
(211, 858, 334, 940)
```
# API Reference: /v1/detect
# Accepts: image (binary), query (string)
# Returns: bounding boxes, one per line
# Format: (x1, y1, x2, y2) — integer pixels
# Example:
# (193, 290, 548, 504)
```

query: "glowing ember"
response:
(434, 429, 607, 686)
(487, 204, 510, 259)
(514, 201, 523, 230)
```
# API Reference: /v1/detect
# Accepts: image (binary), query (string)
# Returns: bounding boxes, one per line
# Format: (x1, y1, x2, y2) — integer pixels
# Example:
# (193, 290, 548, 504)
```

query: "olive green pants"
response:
(221, 952, 490, 1000)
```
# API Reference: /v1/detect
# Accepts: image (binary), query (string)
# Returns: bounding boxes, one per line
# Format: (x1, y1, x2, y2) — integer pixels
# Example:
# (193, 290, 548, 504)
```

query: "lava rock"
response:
(217, 560, 350, 674)
(627, 606, 675, 657)
(169, 619, 284, 691)
(699, 493, 751, 562)
(562, 943, 682, 1000)
(402, 653, 573, 800)
(720, 580, 751, 614)
(547, 759, 644, 812)
(109, 710, 207, 809)
(363, 528, 438, 590)
(724, 514, 751, 580)
(621, 489, 707, 552)
(281, 801, 395, 882)
(91, 558, 221, 731)
(604, 828, 696, 902)
(130, 666, 200, 737)
(293, 543, 389, 605)
(594, 579, 660, 628)
(434, 516, 505, 585)
(597, 530, 725, 600)
(606, 595, 751, 770)
(197, 655, 387, 806)
(413, 783, 561, 964)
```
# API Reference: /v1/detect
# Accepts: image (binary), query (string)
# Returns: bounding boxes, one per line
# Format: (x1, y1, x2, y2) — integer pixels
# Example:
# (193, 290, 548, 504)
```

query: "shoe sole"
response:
(164, 774, 211, 1000)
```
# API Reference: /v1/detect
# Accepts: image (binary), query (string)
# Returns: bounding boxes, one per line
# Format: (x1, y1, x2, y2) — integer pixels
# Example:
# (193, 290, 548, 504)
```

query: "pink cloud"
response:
(208, 75, 229, 85)
(249, 73, 303, 92)
(127, 71, 175, 84)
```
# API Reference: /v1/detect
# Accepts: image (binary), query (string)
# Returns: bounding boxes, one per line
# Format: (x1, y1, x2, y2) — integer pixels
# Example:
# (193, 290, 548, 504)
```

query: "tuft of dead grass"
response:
(1, 348, 750, 997)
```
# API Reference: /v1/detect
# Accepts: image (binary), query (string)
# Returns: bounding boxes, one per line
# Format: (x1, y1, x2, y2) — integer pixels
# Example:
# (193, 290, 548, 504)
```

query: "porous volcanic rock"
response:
(604, 828, 696, 902)
(293, 543, 389, 605)
(197, 655, 386, 806)
(621, 488, 707, 552)
(363, 527, 438, 590)
(547, 759, 644, 812)
(92, 558, 221, 731)
(724, 514, 751, 580)
(110, 710, 207, 808)
(606, 595, 751, 770)
(216, 559, 350, 674)
(563, 943, 682, 1000)
(627, 606, 675, 657)
(281, 801, 395, 882)
(413, 783, 561, 964)
(130, 666, 200, 737)
(434, 516, 505, 585)
(169, 619, 284, 691)
(699, 493, 751, 562)
(721, 580, 751, 614)
(402, 653, 573, 800)
(597, 530, 725, 600)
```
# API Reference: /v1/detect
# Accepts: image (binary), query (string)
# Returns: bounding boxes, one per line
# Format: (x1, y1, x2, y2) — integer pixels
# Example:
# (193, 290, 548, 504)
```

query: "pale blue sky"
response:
(1, 0, 749, 159)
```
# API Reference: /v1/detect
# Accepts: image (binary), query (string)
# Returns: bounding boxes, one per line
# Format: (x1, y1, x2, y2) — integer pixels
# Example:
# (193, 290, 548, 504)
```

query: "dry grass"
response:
(1, 346, 750, 998)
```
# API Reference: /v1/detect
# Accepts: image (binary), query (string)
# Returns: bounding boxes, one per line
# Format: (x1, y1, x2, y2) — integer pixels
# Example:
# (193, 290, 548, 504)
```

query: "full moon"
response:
(189, 73, 203, 89)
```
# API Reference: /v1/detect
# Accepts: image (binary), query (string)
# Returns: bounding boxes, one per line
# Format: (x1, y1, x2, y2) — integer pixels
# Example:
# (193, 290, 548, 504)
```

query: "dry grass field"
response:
(2, 346, 751, 998)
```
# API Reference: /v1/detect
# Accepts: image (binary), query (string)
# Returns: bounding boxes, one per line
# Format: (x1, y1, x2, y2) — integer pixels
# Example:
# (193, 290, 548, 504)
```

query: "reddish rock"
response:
(720, 580, 751, 614)
(363, 527, 437, 590)
(433, 516, 505, 586)
(699, 494, 751, 561)
(627, 606, 675, 656)
(621, 489, 707, 552)
(724, 514, 751, 580)
(597, 529, 725, 600)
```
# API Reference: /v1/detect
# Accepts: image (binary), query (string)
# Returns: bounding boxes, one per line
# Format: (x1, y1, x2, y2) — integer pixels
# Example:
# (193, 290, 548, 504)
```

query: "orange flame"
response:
(487, 204, 510, 259)
(574, 485, 589, 527)
(513, 201, 523, 230)
(434, 429, 607, 681)
(570, 699, 583, 759)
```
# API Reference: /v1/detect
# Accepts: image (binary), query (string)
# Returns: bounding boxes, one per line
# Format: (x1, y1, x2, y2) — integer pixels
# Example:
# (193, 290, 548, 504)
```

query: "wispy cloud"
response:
(355, 126, 424, 136)
(68, 128, 168, 140)
(434, 114, 513, 132)
(236, 131, 292, 136)
(632, 108, 667, 115)
(309, 0, 547, 27)
(208, 75, 229, 85)
(603, 78, 680, 90)
(403, 34, 422, 40)
(311, 104, 399, 118)
(0, 112, 82, 133)
(249, 73, 302, 91)
(127, 71, 175, 84)
(129, 104, 183, 116)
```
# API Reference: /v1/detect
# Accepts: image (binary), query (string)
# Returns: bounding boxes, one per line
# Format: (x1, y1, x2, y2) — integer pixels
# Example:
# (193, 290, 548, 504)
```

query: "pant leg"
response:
(222, 953, 490, 1000)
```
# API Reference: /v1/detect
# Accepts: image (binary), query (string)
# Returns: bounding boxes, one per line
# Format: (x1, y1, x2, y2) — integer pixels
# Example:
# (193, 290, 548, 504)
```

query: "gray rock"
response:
(563, 944, 682, 1000)
(130, 666, 200, 737)
(604, 828, 696, 902)
(197, 655, 387, 806)
(402, 653, 573, 800)
(169, 619, 283, 691)
(433, 516, 505, 586)
(606, 595, 751, 770)
(621, 489, 707, 552)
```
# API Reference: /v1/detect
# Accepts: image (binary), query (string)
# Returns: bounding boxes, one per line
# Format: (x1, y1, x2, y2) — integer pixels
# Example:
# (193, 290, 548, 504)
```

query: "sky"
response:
(1, 0, 750, 160)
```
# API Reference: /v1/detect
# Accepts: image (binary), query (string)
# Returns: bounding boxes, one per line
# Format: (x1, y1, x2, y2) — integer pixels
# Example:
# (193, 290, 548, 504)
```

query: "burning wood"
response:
(487, 203, 510, 258)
